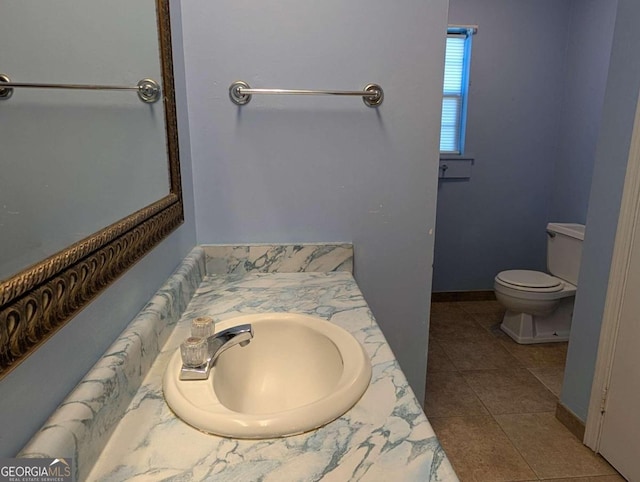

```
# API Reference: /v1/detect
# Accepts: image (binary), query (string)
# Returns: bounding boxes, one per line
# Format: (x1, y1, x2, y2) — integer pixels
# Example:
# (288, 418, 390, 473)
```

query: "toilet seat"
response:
(496, 270, 563, 293)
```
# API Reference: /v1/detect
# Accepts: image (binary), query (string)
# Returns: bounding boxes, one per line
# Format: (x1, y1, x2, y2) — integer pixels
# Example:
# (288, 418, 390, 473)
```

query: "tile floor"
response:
(425, 300, 625, 482)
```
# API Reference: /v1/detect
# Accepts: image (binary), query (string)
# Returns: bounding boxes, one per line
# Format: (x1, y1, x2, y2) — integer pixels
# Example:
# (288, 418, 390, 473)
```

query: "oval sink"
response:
(163, 313, 372, 439)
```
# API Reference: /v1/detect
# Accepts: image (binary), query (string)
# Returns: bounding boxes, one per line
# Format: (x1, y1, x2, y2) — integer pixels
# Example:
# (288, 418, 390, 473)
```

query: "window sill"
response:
(439, 154, 475, 161)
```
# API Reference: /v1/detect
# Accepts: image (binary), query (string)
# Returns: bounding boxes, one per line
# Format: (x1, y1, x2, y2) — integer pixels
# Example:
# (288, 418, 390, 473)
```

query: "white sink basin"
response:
(163, 313, 372, 438)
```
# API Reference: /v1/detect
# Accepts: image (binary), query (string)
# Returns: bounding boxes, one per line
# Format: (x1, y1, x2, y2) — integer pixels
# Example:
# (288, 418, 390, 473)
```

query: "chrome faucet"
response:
(179, 324, 253, 380)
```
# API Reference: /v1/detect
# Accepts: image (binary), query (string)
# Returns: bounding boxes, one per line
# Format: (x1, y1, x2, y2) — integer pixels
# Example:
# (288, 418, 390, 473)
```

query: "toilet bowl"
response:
(494, 223, 585, 344)
(494, 270, 576, 343)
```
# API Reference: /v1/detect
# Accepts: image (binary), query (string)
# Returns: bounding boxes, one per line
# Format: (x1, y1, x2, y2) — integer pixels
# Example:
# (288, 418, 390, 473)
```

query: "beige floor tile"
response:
(545, 475, 625, 481)
(486, 322, 516, 341)
(529, 366, 565, 397)
(427, 340, 457, 373)
(462, 369, 557, 415)
(430, 415, 537, 481)
(457, 300, 505, 314)
(430, 314, 494, 343)
(424, 371, 489, 417)
(431, 310, 479, 323)
(470, 318, 519, 346)
(495, 412, 617, 479)
(499, 339, 568, 368)
(472, 311, 507, 329)
(431, 301, 466, 315)
(440, 339, 524, 371)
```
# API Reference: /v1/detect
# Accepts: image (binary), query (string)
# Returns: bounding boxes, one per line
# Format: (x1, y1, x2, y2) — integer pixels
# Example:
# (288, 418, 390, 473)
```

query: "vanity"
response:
(19, 244, 457, 481)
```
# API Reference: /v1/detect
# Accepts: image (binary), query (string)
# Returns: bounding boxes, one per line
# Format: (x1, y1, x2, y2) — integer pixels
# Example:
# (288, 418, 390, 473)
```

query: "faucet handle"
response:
(192, 316, 215, 338)
(180, 336, 208, 368)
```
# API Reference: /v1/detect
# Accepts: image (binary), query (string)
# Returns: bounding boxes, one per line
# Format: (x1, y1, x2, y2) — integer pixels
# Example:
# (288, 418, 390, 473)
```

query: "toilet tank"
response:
(546, 223, 585, 286)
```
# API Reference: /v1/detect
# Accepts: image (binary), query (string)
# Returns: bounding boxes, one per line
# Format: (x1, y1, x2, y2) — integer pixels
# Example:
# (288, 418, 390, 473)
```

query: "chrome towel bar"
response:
(229, 80, 384, 107)
(0, 74, 161, 104)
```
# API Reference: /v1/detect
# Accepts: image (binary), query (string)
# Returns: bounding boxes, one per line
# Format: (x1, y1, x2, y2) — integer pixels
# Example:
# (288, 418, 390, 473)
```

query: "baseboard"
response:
(431, 290, 496, 302)
(556, 402, 586, 442)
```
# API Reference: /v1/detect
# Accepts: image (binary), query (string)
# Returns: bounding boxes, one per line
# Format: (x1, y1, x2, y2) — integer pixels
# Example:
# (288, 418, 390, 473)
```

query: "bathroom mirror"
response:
(0, 0, 183, 377)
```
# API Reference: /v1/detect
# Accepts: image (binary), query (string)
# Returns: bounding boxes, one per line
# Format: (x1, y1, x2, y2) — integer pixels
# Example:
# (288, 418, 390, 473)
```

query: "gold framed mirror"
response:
(0, 0, 183, 378)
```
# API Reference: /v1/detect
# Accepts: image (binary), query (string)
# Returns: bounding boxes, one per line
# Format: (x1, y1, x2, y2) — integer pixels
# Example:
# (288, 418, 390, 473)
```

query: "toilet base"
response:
(500, 297, 574, 344)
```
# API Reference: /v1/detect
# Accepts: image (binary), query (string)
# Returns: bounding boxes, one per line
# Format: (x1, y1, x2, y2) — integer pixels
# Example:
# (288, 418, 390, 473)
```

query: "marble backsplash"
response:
(204, 243, 353, 274)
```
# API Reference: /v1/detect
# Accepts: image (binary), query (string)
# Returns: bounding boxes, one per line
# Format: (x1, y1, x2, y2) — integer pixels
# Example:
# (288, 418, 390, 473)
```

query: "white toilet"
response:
(494, 223, 585, 344)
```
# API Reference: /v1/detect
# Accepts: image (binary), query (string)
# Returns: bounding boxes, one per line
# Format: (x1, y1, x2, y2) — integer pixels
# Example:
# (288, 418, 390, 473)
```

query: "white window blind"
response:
(440, 27, 475, 155)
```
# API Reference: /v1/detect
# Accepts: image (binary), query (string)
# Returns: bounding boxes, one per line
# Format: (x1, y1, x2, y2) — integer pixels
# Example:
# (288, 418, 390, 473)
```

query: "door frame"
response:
(584, 92, 640, 450)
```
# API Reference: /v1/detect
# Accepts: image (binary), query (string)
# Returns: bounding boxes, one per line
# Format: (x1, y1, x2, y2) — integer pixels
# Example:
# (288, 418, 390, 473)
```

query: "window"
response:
(440, 26, 476, 155)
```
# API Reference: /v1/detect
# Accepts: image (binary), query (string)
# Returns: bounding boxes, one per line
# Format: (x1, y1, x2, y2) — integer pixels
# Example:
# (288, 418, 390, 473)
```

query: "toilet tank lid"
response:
(546, 223, 585, 240)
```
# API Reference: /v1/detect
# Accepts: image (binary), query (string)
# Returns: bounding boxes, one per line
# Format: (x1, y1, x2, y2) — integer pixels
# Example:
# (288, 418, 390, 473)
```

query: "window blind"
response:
(440, 28, 474, 154)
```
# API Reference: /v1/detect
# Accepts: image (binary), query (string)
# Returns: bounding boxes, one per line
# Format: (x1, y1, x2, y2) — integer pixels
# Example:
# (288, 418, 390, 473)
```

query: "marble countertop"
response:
(20, 246, 457, 481)
(90, 272, 455, 481)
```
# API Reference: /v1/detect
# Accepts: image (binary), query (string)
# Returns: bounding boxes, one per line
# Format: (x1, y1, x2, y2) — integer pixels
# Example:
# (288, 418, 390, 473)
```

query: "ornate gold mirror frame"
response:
(0, 0, 183, 378)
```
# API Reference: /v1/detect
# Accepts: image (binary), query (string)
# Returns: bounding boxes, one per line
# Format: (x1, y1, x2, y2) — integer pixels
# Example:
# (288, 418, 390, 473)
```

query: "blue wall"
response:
(180, 0, 449, 401)
(434, 0, 615, 292)
(562, 0, 639, 422)
(434, 0, 570, 292)
(550, 0, 617, 224)
(0, 1, 197, 457)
